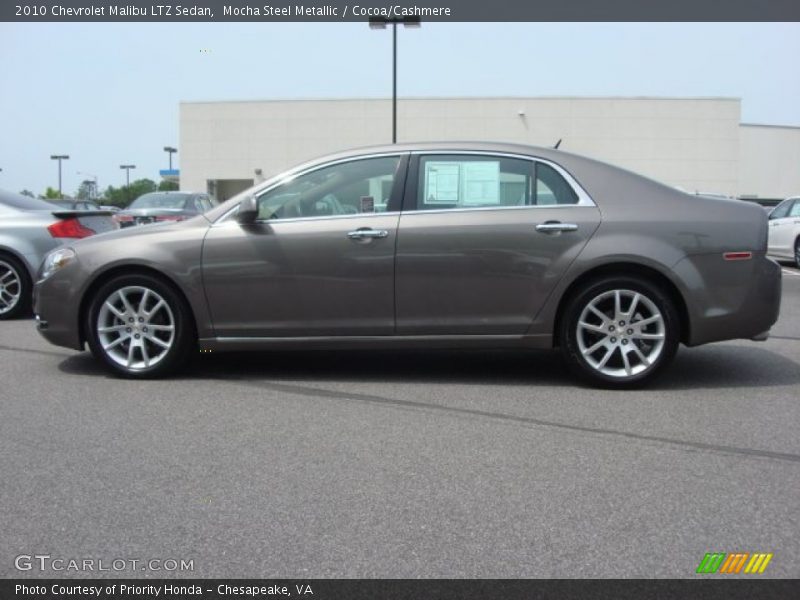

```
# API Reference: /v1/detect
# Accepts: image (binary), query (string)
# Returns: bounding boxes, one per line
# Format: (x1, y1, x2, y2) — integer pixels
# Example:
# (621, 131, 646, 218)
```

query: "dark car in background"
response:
(0, 189, 116, 319)
(33, 142, 781, 387)
(114, 191, 215, 228)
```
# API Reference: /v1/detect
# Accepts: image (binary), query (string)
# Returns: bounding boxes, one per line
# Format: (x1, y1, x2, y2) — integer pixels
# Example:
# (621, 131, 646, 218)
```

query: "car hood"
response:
(69, 213, 210, 248)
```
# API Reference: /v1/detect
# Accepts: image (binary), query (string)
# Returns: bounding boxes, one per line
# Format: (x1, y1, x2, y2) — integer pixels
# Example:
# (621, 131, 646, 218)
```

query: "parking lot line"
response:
(782, 269, 800, 277)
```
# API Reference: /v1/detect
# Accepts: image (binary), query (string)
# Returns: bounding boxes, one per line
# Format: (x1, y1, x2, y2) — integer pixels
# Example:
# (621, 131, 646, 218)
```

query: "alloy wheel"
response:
(96, 285, 176, 370)
(0, 260, 22, 316)
(575, 289, 666, 379)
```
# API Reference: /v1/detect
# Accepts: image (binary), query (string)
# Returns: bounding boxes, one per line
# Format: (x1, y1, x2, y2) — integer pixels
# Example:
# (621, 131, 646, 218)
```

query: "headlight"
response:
(40, 248, 76, 281)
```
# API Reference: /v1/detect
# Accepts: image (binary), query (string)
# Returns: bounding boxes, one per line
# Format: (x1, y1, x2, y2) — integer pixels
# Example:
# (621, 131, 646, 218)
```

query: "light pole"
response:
(120, 164, 136, 204)
(369, 16, 420, 144)
(163, 146, 177, 170)
(50, 155, 70, 198)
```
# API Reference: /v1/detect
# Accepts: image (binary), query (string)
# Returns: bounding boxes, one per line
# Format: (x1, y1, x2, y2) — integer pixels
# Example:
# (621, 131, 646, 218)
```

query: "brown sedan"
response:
(33, 142, 781, 387)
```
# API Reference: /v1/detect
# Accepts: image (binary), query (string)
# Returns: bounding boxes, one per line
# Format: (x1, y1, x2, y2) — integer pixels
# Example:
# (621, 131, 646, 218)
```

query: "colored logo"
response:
(696, 552, 773, 574)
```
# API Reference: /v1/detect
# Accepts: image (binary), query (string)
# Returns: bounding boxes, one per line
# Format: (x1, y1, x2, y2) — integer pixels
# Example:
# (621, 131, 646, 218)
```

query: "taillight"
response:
(48, 218, 95, 239)
(155, 215, 185, 222)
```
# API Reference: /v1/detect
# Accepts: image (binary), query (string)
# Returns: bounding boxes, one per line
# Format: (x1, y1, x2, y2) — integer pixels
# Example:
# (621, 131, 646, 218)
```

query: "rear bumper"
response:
(675, 254, 782, 346)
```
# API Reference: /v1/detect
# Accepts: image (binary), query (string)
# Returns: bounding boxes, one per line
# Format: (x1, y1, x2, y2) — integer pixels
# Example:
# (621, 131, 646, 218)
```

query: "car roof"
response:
(0, 188, 62, 211)
(306, 141, 572, 163)
(137, 191, 197, 197)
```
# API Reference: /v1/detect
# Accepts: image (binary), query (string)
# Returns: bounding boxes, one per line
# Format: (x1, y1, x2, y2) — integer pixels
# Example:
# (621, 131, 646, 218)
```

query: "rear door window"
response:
(416, 155, 534, 210)
(414, 155, 581, 210)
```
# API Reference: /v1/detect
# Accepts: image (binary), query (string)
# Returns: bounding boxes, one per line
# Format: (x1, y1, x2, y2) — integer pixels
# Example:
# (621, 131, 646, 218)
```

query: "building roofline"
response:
(180, 95, 742, 106)
(740, 122, 800, 130)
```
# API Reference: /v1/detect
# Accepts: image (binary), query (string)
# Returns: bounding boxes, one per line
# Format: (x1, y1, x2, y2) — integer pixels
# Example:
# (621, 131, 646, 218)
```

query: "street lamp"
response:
(50, 155, 70, 198)
(369, 16, 420, 144)
(120, 164, 136, 204)
(163, 146, 177, 170)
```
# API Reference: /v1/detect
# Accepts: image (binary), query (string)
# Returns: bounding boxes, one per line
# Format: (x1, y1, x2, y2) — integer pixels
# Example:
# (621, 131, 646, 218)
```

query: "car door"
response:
(202, 154, 407, 337)
(395, 153, 601, 335)
(768, 199, 796, 258)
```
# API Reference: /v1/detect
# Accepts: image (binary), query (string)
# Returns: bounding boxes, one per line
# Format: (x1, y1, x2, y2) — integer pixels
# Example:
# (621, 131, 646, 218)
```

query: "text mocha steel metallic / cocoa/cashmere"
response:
(33, 142, 781, 387)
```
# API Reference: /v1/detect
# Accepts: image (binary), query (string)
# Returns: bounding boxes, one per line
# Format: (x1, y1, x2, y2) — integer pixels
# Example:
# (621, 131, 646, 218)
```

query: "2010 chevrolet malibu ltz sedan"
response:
(33, 143, 782, 387)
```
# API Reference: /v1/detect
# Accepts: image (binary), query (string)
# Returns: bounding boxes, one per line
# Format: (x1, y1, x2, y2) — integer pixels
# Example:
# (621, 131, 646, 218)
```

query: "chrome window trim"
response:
(399, 204, 597, 217)
(214, 152, 407, 225)
(212, 211, 401, 228)
(409, 150, 596, 209)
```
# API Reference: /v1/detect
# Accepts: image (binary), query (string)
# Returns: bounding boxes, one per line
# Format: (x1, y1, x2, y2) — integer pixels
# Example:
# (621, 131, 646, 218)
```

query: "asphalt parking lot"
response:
(1, 267, 799, 579)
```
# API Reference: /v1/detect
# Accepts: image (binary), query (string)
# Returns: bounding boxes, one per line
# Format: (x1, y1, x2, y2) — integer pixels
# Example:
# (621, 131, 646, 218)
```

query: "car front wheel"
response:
(0, 254, 31, 320)
(86, 274, 194, 378)
(794, 237, 800, 269)
(560, 277, 680, 388)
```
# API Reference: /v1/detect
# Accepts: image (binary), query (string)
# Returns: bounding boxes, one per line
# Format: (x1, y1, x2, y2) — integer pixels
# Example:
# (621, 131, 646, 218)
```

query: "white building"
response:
(178, 97, 800, 203)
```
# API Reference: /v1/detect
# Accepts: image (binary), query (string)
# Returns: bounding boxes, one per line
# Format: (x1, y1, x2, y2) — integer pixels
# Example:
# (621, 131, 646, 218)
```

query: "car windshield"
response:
(130, 193, 189, 209)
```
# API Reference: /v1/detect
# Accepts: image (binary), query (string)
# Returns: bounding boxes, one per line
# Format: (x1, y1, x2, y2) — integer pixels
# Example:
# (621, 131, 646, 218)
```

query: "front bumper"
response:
(33, 267, 85, 351)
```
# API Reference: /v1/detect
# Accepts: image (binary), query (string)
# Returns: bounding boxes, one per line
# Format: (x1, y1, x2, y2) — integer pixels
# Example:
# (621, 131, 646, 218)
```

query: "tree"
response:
(75, 180, 97, 201)
(39, 187, 62, 200)
(101, 178, 157, 208)
(158, 180, 179, 192)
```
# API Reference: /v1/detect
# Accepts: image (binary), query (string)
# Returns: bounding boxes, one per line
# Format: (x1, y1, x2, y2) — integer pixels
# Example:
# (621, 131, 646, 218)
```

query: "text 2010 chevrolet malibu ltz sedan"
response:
(33, 143, 782, 387)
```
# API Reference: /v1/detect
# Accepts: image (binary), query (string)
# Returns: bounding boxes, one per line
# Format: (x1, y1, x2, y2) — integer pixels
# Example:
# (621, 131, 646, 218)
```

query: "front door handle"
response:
(535, 221, 578, 234)
(347, 228, 389, 240)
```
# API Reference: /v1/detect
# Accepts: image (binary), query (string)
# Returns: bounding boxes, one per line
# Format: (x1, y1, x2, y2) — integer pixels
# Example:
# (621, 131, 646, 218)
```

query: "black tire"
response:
(794, 237, 800, 269)
(0, 253, 32, 320)
(559, 276, 680, 389)
(85, 273, 194, 378)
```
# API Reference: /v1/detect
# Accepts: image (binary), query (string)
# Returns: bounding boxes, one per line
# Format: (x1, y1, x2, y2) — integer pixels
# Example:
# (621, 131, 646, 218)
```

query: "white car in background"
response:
(767, 196, 800, 268)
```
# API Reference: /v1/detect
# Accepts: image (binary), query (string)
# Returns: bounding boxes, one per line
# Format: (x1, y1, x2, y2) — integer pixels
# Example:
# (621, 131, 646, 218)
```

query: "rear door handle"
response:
(535, 222, 578, 234)
(347, 228, 389, 240)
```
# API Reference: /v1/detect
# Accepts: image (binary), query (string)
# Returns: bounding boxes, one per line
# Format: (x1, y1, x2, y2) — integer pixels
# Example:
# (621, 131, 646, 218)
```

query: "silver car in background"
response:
(767, 196, 800, 267)
(33, 143, 781, 387)
(0, 189, 116, 319)
(113, 191, 215, 228)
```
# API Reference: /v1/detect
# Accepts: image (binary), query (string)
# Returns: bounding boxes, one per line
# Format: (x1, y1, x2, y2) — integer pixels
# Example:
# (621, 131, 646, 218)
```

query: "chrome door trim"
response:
(200, 333, 553, 351)
(347, 229, 390, 240)
(535, 222, 579, 233)
(409, 149, 596, 208)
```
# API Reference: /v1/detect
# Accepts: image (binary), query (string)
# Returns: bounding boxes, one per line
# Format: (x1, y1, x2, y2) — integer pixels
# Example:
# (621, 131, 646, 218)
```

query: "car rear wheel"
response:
(86, 274, 194, 378)
(794, 237, 800, 269)
(0, 254, 31, 320)
(560, 277, 680, 388)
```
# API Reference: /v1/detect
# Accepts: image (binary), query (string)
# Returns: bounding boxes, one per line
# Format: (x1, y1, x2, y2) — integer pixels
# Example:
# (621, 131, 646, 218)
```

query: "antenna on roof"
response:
(553, 139, 562, 149)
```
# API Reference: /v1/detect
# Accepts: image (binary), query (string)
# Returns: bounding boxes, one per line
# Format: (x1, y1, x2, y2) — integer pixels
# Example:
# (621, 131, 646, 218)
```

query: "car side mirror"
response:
(237, 194, 258, 223)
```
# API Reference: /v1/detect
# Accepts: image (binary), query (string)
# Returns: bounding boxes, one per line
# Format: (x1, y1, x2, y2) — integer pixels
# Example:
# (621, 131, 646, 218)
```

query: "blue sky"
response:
(1, 22, 798, 195)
